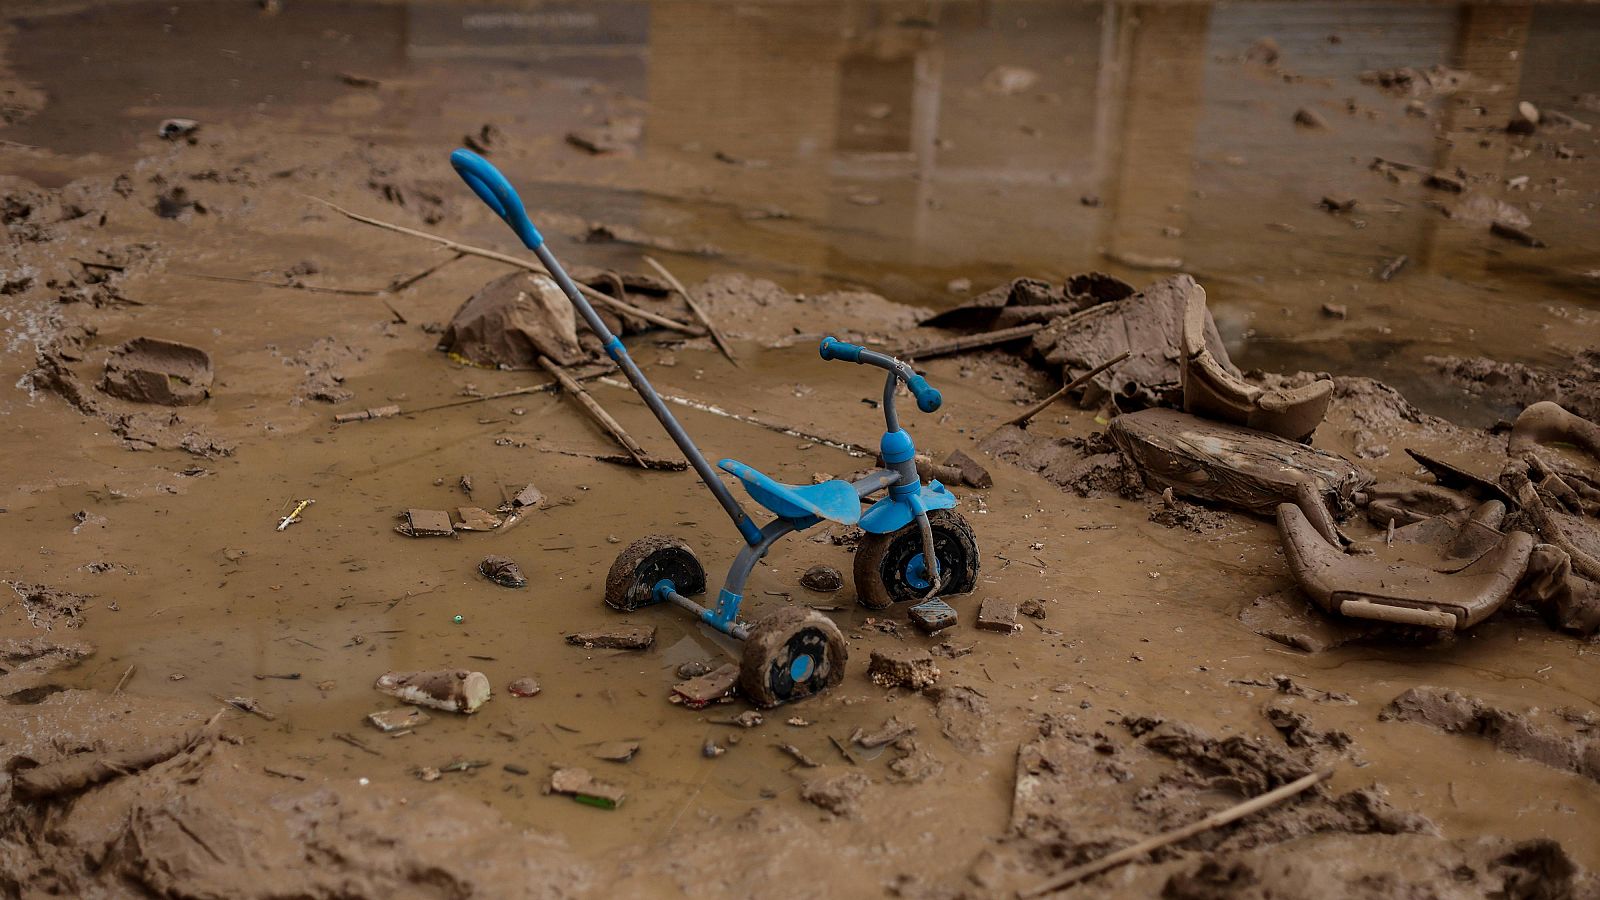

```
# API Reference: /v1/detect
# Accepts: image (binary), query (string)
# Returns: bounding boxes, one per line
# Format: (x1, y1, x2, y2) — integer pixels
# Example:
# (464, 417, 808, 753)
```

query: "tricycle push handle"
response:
(450, 149, 545, 251)
(818, 336, 941, 413)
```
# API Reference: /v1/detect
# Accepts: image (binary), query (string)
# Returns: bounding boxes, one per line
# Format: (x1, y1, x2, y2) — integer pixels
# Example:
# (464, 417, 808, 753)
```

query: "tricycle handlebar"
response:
(818, 336, 941, 413)
(450, 148, 545, 251)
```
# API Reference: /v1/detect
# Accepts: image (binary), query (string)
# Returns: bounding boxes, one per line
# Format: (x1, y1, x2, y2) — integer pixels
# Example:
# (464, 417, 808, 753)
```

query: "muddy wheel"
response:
(853, 509, 979, 610)
(739, 608, 847, 708)
(604, 535, 706, 612)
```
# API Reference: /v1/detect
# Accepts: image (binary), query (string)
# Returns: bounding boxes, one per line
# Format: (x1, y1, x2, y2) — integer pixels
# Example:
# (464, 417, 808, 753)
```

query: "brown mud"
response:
(3, 2, 1600, 898)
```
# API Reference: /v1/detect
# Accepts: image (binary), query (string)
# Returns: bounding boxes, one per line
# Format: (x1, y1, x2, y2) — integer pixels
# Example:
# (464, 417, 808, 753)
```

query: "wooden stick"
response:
(112, 664, 136, 695)
(538, 355, 650, 467)
(1019, 769, 1333, 897)
(308, 196, 700, 335)
(643, 255, 739, 366)
(989, 350, 1131, 434)
(175, 270, 383, 296)
(903, 322, 1048, 360)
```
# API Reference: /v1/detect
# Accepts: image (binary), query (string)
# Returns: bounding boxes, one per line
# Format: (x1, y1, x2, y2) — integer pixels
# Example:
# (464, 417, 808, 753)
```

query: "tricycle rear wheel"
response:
(739, 608, 847, 708)
(604, 535, 706, 611)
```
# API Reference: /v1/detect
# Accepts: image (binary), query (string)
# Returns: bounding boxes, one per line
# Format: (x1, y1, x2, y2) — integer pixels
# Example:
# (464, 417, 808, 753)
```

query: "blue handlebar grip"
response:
(818, 336, 864, 363)
(906, 374, 942, 413)
(449, 149, 544, 251)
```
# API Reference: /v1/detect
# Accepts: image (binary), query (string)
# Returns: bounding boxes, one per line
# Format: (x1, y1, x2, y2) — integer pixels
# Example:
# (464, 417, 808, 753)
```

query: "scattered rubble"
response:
(98, 337, 213, 406)
(566, 625, 656, 650)
(546, 767, 625, 808)
(671, 663, 738, 708)
(866, 647, 941, 690)
(478, 554, 527, 588)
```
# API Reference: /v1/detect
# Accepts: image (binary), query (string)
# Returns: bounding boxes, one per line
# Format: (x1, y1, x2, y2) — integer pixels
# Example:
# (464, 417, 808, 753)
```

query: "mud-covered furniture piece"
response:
(1178, 282, 1332, 442)
(1277, 499, 1535, 630)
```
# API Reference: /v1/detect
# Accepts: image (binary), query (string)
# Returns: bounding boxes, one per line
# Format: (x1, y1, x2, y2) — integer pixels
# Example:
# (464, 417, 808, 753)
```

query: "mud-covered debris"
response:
(887, 737, 943, 784)
(507, 676, 541, 697)
(943, 448, 992, 489)
(1382, 686, 1600, 783)
(928, 684, 992, 753)
(461, 123, 501, 155)
(546, 767, 625, 808)
(397, 508, 453, 537)
(8, 582, 92, 631)
(671, 662, 738, 708)
(976, 597, 1020, 634)
(0, 636, 93, 673)
(1490, 220, 1546, 248)
(909, 597, 958, 634)
(982, 65, 1038, 95)
(854, 716, 917, 749)
(566, 624, 656, 650)
(777, 743, 820, 767)
(1263, 702, 1352, 752)
(439, 271, 586, 369)
(99, 337, 213, 406)
(373, 669, 491, 714)
(676, 660, 713, 679)
(367, 707, 431, 733)
(1508, 100, 1540, 135)
(511, 484, 546, 509)
(332, 404, 400, 423)
(702, 739, 726, 758)
(157, 117, 199, 140)
(591, 740, 640, 763)
(1293, 107, 1329, 129)
(1321, 303, 1347, 319)
(1318, 195, 1357, 213)
(565, 117, 642, 155)
(1020, 598, 1047, 619)
(732, 710, 763, 728)
(456, 507, 502, 532)
(11, 725, 210, 800)
(1110, 408, 1372, 516)
(799, 564, 843, 592)
(867, 647, 941, 690)
(477, 554, 526, 588)
(799, 769, 870, 818)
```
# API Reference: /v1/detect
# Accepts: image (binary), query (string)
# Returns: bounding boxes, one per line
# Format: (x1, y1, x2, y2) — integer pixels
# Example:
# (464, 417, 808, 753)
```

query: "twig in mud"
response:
(537, 446, 688, 471)
(1019, 768, 1333, 897)
(175, 270, 384, 297)
(73, 258, 126, 272)
(332, 367, 612, 423)
(538, 355, 650, 467)
(598, 377, 871, 457)
(334, 731, 382, 756)
(263, 766, 307, 781)
(1378, 254, 1408, 281)
(776, 743, 821, 768)
(306, 196, 701, 335)
(989, 350, 1132, 434)
(643, 255, 739, 367)
(217, 695, 276, 721)
(112, 664, 135, 695)
(387, 251, 465, 293)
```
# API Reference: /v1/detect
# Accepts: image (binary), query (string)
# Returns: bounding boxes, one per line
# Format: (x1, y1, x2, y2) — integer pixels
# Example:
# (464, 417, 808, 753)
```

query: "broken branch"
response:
(989, 350, 1132, 433)
(307, 196, 700, 335)
(1019, 768, 1333, 897)
(538, 355, 650, 467)
(643, 255, 738, 366)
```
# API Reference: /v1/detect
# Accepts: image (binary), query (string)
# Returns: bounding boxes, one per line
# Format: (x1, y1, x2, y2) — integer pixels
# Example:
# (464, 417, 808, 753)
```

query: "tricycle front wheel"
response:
(603, 534, 706, 611)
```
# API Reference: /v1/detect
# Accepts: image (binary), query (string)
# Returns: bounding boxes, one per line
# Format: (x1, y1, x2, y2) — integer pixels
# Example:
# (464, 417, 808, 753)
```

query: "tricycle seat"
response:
(718, 459, 860, 525)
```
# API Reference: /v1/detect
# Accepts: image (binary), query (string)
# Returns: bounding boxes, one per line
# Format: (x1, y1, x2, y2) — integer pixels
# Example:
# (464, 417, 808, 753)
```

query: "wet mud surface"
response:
(3, 2, 1600, 897)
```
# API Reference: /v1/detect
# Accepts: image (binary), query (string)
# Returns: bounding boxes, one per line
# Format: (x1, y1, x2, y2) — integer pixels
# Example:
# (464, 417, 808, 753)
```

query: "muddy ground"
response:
(2, 2, 1599, 898)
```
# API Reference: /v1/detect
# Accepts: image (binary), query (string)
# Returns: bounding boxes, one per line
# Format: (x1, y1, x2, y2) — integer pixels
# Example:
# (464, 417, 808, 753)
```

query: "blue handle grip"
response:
(449, 148, 544, 250)
(906, 374, 942, 413)
(818, 336, 864, 362)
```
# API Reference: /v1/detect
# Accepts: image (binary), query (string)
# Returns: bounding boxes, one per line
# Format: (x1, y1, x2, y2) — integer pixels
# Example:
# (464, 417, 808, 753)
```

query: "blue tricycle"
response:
(450, 149, 979, 706)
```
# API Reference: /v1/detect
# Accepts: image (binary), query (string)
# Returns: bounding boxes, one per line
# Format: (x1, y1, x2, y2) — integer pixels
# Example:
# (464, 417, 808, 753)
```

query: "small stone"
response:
(799, 564, 844, 593)
(702, 739, 726, 758)
(1321, 303, 1348, 319)
(478, 554, 527, 588)
(565, 625, 656, 650)
(946, 278, 972, 294)
(416, 766, 442, 782)
(854, 716, 917, 749)
(676, 660, 713, 679)
(1508, 100, 1539, 135)
(943, 448, 992, 489)
(734, 710, 763, 728)
(867, 647, 941, 690)
(591, 740, 640, 763)
(507, 676, 541, 697)
(504, 763, 529, 776)
(799, 770, 871, 818)
(1293, 107, 1329, 129)
(976, 597, 1020, 633)
(1020, 598, 1047, 619)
